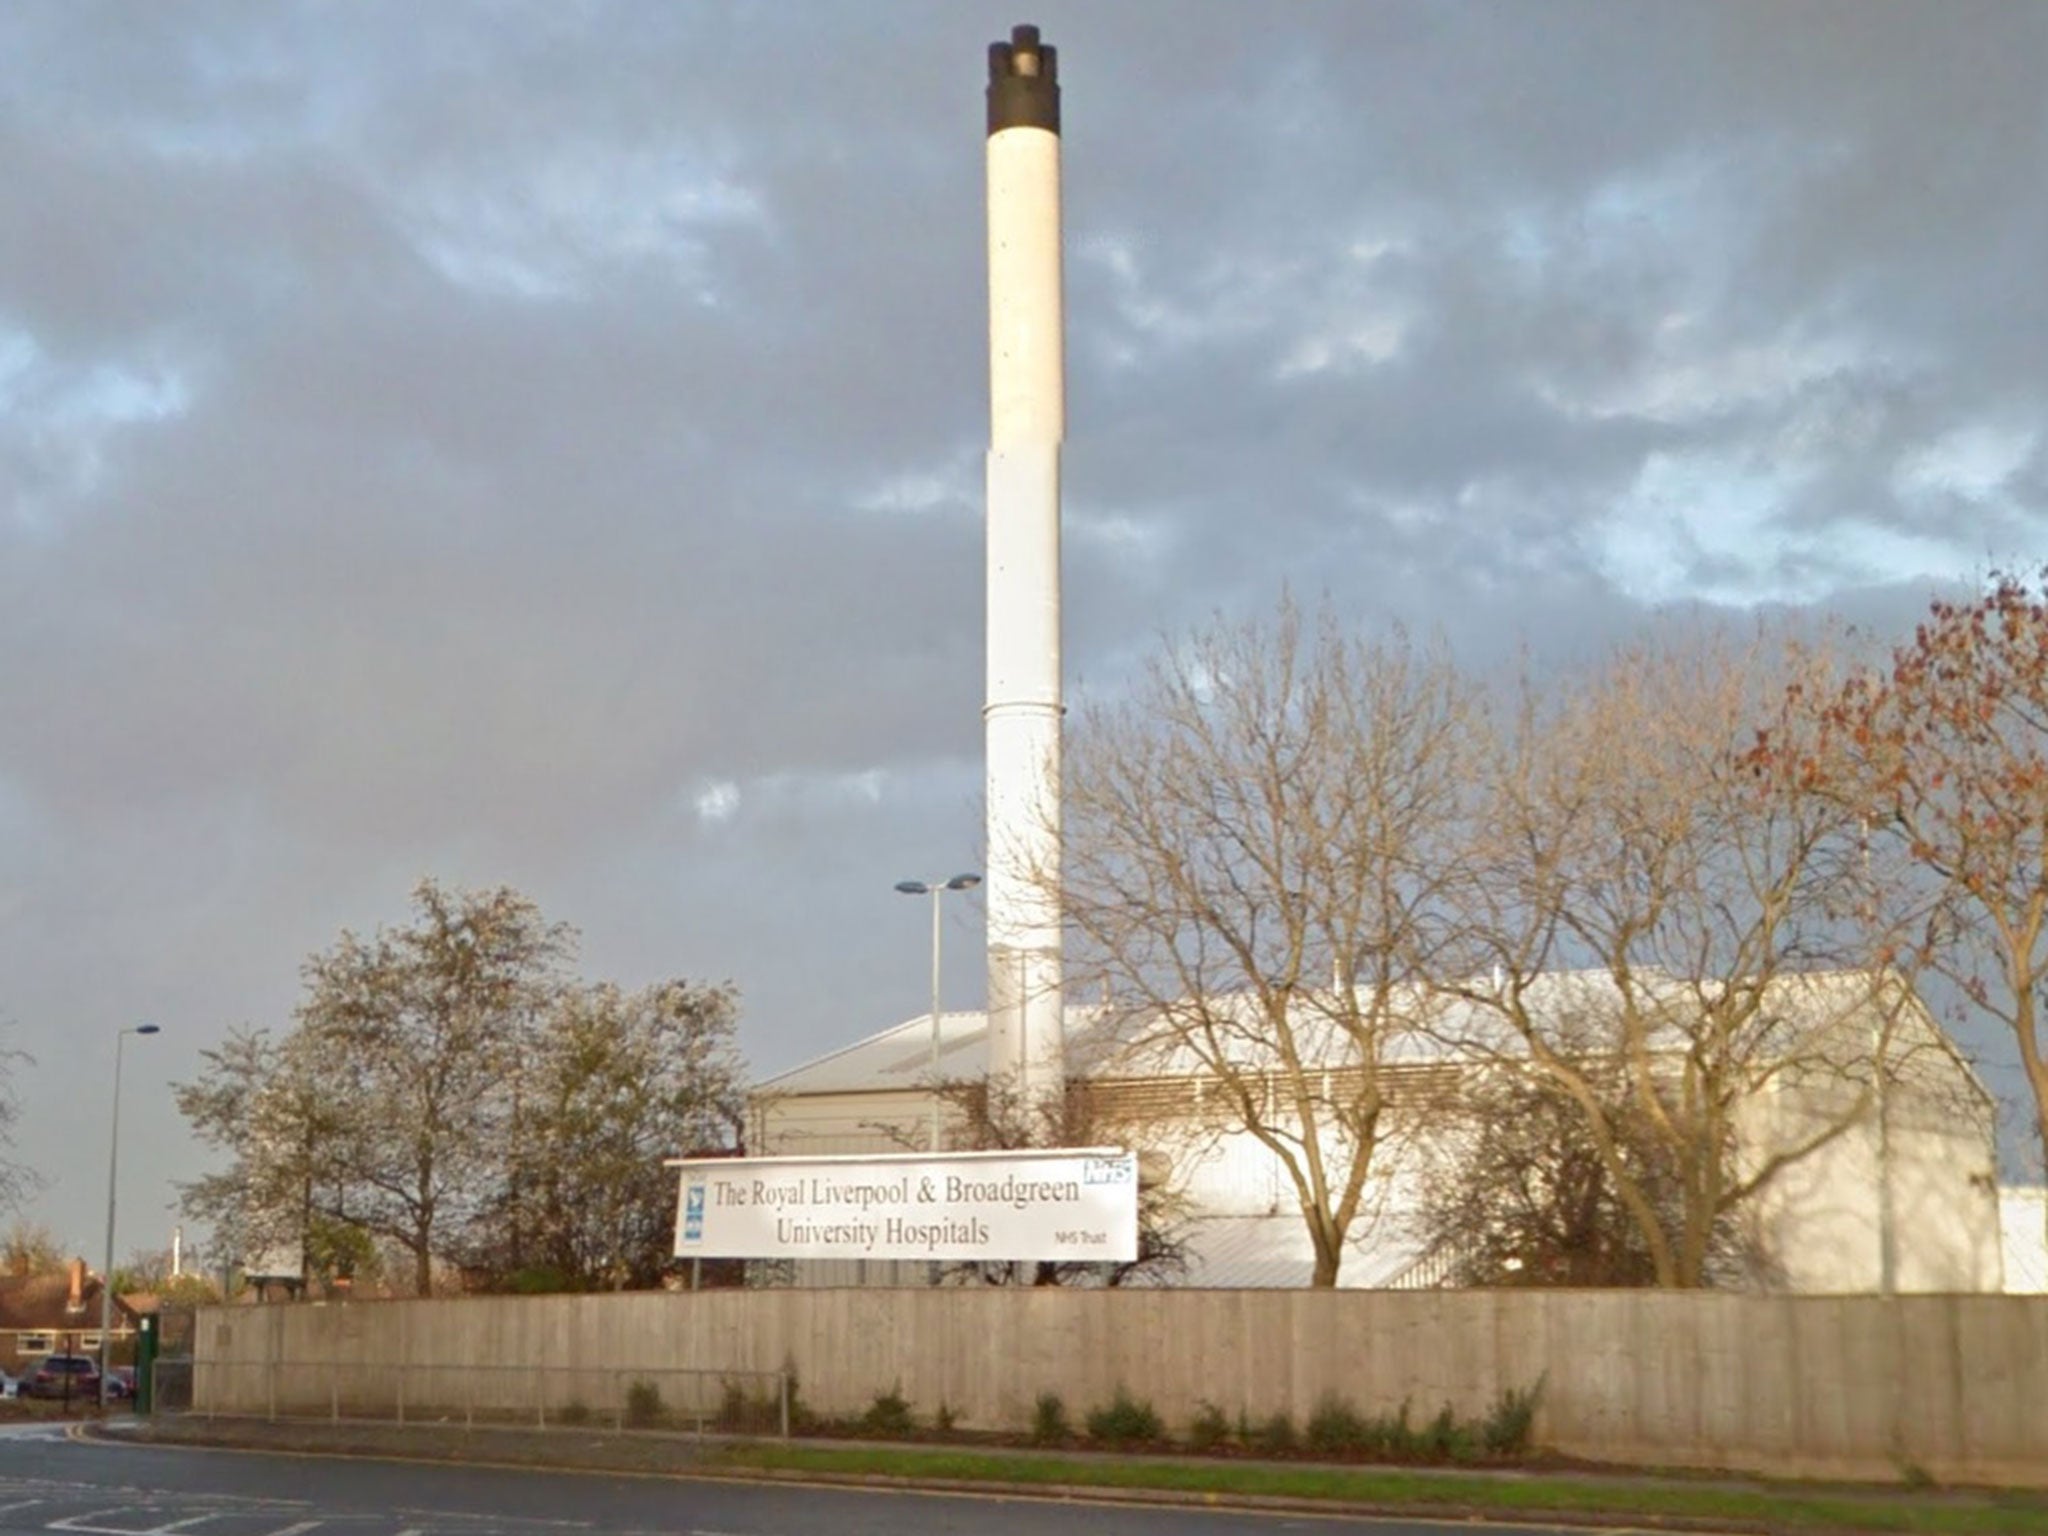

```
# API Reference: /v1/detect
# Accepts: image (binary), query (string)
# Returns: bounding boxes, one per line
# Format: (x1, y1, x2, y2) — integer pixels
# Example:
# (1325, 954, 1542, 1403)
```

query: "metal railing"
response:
(1381, 1246, 1459, 1290)
(149, 1358, 791, 1438)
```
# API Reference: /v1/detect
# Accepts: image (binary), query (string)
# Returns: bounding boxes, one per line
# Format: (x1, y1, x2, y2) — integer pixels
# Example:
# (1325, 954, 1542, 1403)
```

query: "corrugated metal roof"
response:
(756, 968, 1951, 1099)
(757, 1001, 1193, 1096)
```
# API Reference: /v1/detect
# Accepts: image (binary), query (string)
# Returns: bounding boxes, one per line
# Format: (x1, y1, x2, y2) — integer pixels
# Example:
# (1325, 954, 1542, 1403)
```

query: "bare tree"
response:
(102, 1246, 227, 1311)
(1448, 630, 1906, 1288)
(114, 1244, 192, 1295)
(1, 1219, 62, 1277)
(0, 1032, 38, 1221)
(930, 1077, 1191, 1288)
(1059, 601, 1483, 1286)
(1409, 1049, 1770, 1288)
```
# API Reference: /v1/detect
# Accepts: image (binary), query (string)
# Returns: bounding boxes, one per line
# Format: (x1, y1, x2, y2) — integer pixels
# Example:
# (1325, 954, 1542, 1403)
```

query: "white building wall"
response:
(1166, 1126, 1284, 1216)
(2002, 1187, 2048, 1293)
(1743, 1076, 2002, 1293)
(750, 1060, 2005, 1293)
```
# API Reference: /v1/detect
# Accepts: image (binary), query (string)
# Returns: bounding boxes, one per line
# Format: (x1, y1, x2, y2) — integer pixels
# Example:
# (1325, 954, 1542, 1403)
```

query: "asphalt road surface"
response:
(0, 1423, 1633, 1536)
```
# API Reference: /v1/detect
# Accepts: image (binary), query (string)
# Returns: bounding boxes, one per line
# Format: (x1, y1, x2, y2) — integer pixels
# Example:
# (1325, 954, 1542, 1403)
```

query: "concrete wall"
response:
(192, 1287, 2048, 1485)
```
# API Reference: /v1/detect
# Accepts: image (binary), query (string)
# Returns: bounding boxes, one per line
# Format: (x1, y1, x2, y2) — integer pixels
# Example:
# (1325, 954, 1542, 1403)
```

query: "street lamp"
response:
(101, 1023, 160, 1404)
(895, 874, 981, 1152)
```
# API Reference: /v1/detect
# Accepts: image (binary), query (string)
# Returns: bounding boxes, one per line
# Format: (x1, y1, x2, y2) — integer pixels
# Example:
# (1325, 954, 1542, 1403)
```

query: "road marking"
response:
(397, 1523, 593, 1531)
(46, 1509, 143, 1533)
(253, 1524, 325, 1536)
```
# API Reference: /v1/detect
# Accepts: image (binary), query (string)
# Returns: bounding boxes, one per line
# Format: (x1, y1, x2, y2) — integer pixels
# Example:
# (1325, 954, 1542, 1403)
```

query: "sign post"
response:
(668, 1148, 1139, 1265)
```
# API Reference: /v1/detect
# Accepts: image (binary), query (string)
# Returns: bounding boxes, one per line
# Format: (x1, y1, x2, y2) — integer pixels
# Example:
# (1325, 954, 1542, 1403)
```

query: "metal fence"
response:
(149, 1358, 791, 1438)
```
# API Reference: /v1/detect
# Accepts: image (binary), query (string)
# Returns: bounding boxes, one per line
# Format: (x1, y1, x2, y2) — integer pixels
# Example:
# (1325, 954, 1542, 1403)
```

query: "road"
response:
(0, 1424, 1630, 1536)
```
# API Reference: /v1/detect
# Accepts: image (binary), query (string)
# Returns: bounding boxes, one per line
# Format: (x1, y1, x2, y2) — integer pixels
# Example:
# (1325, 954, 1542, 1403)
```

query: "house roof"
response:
(0, 1267, 102, 1332)
(755, 968, 1967, 1100)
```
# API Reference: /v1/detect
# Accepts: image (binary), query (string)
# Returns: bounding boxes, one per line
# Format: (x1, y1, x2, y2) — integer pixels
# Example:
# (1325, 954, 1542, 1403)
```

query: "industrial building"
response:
(751, 968, 2008, 1293)
(756, 28, 2019, 1300)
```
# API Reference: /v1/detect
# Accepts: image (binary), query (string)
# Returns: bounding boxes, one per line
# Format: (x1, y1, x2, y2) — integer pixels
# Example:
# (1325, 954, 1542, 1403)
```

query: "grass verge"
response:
(705, 1442, 2048, 1535)
(118, 1419, 2048, 1535)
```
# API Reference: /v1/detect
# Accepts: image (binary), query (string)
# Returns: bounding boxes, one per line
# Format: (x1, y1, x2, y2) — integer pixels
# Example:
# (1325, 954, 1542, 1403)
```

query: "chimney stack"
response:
(983, 23, 1067, 1130)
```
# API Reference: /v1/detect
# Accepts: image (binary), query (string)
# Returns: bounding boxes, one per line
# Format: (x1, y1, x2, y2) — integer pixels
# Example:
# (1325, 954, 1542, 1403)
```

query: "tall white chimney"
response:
(984, 24, 1065, 1128)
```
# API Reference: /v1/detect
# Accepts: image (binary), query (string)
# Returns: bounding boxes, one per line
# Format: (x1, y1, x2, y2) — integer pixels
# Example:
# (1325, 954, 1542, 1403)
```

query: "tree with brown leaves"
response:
(1760, 572, 2048, 1180)
(1451, 631, 1907, 1288)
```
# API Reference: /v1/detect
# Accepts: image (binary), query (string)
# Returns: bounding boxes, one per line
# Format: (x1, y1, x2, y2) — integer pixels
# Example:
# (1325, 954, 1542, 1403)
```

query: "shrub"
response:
(1425, 1402, 1478, 1463)
(862, 1383, 916, 1437)
(557, 1399, 592, 1427)
(624, 1379, 666, 1429)
(709, 1377, 793, 1434)
(1186, 1399, 1231, 1452)
(1085, 1385, 1164, 1446)
(506, 1265, 575, 1295)
(1254, 1410, 1297, 1454)
(934, 1401, 958, 1434)
(1480, 1379, 1543, 1457)
(1031, 1391, 1070, 1445)
(715, 1377, 751, 1430)
(1305, 1394, 1367, 1454)
(1377, 1399, 1421, 1459)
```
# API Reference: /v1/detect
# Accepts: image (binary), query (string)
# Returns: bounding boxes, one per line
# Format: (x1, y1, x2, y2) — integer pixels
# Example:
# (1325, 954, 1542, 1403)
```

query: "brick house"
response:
(0, 1258, 127, 1371)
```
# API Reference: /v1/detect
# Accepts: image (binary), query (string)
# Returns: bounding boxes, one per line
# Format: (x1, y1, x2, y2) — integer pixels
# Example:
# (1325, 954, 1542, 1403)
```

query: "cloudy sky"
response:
(3, 0, 2044, 1259)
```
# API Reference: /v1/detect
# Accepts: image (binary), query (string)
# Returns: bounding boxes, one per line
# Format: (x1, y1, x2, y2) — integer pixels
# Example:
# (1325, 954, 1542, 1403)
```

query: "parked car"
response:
(105, 1367, 136, 1400)
(0, 1369, 18, 1399)
(26, 1354, 101, 1400)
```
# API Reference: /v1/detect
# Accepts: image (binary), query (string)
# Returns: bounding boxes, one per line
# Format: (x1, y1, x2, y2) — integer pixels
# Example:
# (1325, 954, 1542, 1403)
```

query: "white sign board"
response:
(242, 1242, 304, 1283)
(669, 1148, 1139, 1263)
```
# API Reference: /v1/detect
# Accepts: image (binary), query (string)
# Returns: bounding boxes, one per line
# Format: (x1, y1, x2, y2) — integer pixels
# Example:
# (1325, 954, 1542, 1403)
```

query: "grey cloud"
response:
(3, 0, 2046, 1245)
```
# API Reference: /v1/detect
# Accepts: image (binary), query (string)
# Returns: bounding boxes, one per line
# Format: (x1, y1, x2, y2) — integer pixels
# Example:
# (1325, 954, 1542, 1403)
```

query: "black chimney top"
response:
(988, 23, 1059, 137)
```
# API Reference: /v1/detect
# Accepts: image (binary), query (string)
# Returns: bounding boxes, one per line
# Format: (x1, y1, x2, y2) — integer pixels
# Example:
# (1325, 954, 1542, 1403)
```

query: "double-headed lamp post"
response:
(101, 1023, 160, 1402)
(895, 874, 981, 1152)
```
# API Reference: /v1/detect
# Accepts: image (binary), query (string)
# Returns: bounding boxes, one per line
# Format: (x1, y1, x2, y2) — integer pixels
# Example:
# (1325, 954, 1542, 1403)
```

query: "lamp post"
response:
(895, 874, 981, 1152)
(101, 1023, 160, 1403)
